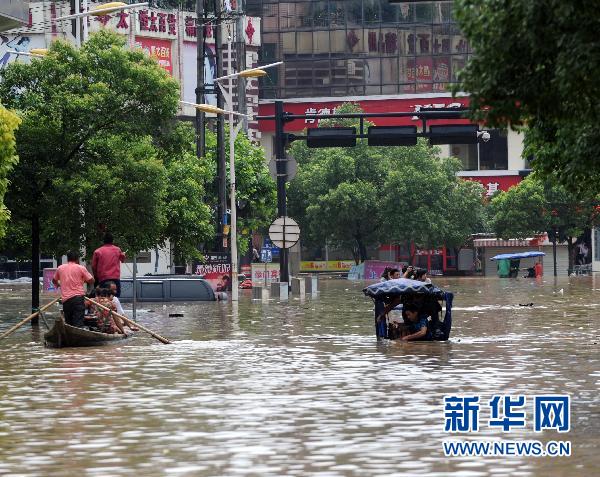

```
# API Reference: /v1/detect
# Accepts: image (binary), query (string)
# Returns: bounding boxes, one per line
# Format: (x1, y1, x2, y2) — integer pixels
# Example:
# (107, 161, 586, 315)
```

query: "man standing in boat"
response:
(92, 232, 126, 297)
(52, 250, 95, 328)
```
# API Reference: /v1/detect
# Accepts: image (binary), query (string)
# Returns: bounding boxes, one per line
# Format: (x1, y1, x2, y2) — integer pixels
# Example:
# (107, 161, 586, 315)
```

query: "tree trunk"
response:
(352, 247, 360, 265)
(567, 237, 575, 276)
(358, 241, 368, 263)
(31, 213, 40, 326)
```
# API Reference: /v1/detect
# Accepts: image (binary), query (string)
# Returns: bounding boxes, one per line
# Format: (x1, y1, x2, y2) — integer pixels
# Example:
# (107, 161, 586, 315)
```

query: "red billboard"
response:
(461, 174, 523, 197)
(135, 37, 173, 76)
(258, 95, 471, 132)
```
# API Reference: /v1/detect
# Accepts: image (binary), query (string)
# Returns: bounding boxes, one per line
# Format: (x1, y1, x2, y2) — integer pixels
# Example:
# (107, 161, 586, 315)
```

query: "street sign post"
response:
(260, 246, 272, 288)
(268, 155, 298, 182)
(269, 216, 300, 284)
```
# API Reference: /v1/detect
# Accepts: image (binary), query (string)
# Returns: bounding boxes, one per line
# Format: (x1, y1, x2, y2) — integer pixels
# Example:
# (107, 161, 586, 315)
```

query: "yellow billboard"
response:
(300, 260, 355, 272)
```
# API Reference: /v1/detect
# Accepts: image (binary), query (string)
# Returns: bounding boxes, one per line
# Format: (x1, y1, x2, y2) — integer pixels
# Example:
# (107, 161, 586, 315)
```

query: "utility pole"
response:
(274, 101, 288, 284)
(235, 12, 247, 131)
(195, 0, 205, 159)
(215, 0, 227, 252)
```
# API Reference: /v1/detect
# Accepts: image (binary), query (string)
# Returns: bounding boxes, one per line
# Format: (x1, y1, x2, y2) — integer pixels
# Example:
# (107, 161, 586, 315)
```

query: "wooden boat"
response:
(44, 315, 130, 348)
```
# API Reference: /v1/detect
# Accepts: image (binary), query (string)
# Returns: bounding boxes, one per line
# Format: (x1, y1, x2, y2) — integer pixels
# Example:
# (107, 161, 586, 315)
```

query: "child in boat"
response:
(400, 303, 431, 341)
(93, 288, 126, 334)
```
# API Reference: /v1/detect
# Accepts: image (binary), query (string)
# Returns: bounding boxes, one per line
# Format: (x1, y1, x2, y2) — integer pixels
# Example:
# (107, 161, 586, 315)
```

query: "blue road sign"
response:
(263, 238, 280, 257)
(261, 247, 272, 263)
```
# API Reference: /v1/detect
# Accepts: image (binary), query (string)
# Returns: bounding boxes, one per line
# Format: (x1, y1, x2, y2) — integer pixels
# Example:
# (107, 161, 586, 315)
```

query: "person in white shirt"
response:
(106, 281, 138, 331)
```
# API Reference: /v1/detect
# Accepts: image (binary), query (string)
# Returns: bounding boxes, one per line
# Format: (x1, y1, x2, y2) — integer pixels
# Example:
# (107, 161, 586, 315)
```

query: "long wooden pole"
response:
(85, 297, 172, 344)
(0, 297, 60, 340)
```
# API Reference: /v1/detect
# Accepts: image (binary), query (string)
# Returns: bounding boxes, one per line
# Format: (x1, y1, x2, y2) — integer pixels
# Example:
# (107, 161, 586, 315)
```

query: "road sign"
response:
(268, 155, 297, 182)
(263, 238, 280, 257)
(268, 216, 300, 249)
(260, 247, 272, 263)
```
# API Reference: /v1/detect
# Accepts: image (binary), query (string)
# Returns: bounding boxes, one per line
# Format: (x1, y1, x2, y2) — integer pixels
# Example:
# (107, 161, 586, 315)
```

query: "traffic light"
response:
(306, 127, 357, 148)
(368, 126, 418, 146)
(428, 124, 479, 145)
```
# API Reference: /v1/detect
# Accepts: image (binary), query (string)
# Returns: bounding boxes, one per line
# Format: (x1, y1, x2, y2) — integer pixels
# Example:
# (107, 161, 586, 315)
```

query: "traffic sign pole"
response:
(275, 101, 288, 283)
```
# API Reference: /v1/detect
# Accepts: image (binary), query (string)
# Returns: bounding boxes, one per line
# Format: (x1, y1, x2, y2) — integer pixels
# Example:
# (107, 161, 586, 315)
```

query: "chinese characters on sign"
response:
(135, 37, 173, 76)
(444, 395, 570, 433)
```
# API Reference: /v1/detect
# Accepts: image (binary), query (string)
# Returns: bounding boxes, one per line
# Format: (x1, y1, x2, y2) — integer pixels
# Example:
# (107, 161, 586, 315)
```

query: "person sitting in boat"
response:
(400, 303, 431, 341)
(414, 269, 432, 283)
(105, 281, 138, 331)
(93, 288, 126, 335)
(402, 265, 416, 279)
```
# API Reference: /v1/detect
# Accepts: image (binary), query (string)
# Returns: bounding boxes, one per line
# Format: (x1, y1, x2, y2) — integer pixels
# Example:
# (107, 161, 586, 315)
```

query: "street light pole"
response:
(227, 35, 239, 301)
(195, 0, 205, 159)
(214, 1, 227, 253)
(183, 61, 281, 302)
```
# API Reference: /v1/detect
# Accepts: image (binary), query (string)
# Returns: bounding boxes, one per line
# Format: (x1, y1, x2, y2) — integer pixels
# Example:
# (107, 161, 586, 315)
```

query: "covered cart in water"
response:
(491, 251, 545, 278)
(363, 278, 453, 341)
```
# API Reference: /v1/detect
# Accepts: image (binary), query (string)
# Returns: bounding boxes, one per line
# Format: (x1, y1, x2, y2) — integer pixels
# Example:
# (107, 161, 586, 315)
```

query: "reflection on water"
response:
(0, 278, 599, 476)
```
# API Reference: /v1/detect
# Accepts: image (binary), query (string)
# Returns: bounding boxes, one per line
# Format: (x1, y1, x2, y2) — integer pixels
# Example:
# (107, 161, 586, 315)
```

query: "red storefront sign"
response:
(461, 175, 523, 196)
(134, 37, 173, 76)
(258, 95, 471, 132)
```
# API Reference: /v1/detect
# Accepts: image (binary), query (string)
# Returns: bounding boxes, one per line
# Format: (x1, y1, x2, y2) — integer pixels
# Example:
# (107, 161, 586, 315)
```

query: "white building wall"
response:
(507, 129, 526, 170)
(120, 244, 173, 278)
(592, 227, 600, 273)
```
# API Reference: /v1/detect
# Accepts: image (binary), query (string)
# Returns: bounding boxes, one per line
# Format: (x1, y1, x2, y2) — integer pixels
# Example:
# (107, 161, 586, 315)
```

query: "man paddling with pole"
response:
(52, 250, 95, 328)
(92, 232, 126, 297)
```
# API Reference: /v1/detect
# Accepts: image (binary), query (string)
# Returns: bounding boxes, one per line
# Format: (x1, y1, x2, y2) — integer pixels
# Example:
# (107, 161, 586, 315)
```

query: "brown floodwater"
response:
(0, 277, 598, 477)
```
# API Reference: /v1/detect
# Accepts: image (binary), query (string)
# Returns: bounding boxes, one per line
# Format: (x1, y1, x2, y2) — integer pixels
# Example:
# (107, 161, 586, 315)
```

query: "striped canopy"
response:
(490, 251, 546, 261)
(363, 278, 445, 299)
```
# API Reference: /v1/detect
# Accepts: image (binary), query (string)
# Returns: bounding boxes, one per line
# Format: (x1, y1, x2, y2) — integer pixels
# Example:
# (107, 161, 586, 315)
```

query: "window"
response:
(479, 130, 508, 170)
(451, 144, 478, 171)
(255, 1, 466, 99)
(594, 228, 600, 261)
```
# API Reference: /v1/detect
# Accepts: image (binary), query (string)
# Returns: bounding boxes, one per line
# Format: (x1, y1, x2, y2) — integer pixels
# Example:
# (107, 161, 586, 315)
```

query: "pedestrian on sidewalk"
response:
(92, 232, 126, 297)
(52, 250, 94, 328)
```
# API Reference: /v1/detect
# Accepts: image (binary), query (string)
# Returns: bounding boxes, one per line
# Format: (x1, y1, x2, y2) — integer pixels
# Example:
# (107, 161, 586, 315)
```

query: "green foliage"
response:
(488, 177, 547, 240)
(0, 31, 213, 262)
(204, 125, 276, 257)
(155, 122, 214, 262)
(454, 0, 600, 193)
(381, 141, 485, 250)
(0, 106, 20, 238)
(489, 174, 599, 241)
(288, 103, 486, 261)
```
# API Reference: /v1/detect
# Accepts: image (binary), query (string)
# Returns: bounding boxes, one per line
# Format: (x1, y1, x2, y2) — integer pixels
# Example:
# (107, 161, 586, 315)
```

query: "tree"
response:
(454, 0, 600, 194)
(204, 125, 276, 257)
(0, 106, 20, 239)
(488, 177, 547, 240)
(489, 175, 600, 273)
(155, 122, 214, 263)
(288, 103, 390, 263)
(0, 31, 181, 311)
(381, 140, 485, 257)
(288, 103, 486, 263)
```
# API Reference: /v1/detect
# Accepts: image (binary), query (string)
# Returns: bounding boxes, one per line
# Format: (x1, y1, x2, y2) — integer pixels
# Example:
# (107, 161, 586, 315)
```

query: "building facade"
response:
(251, 0, 528, 191)
(0, 1, 29, 32)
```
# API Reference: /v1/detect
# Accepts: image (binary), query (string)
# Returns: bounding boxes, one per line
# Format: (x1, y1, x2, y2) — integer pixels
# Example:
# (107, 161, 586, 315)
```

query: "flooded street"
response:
(0, 277, 598, 477)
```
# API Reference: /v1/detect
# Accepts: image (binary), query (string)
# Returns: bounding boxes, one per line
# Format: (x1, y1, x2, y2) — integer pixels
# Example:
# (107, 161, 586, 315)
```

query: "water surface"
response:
(0, 277, 598, 476)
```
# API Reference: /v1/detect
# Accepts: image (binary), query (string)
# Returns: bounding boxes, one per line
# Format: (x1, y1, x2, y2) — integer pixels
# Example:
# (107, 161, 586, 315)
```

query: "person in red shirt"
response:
(92, 232, 126, 297)
(52, 250, 95, 328)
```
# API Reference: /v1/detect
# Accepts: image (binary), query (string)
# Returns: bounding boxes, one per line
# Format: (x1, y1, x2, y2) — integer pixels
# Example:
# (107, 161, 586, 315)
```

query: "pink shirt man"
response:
(53, 262, 94, 302)
(92, 242, 126, 283)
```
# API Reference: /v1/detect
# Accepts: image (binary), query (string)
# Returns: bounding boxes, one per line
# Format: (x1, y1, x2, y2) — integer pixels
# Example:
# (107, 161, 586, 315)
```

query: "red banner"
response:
(258, 95, 471, 132)
(461, 175, 523, 197)
(135, 37, 173, 76)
